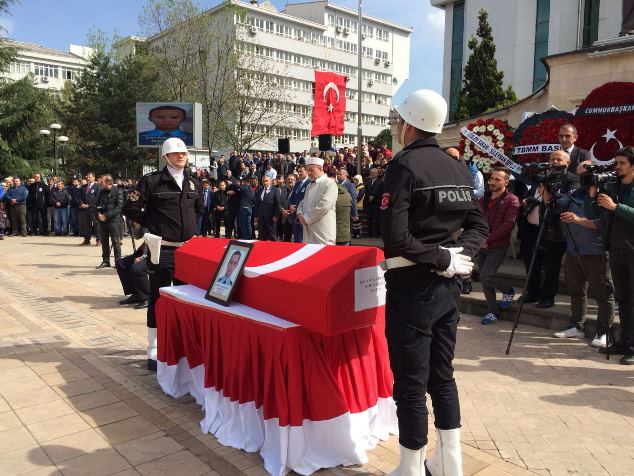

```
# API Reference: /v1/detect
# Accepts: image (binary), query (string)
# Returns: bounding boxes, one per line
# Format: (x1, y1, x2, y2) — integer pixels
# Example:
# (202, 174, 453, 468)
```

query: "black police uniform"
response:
(123, 167, 204, 330)
(380, 136, 488, 451)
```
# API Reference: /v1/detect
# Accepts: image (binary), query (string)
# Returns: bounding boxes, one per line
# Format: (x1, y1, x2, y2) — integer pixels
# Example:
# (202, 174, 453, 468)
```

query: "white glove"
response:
(436, 246, 473, 278)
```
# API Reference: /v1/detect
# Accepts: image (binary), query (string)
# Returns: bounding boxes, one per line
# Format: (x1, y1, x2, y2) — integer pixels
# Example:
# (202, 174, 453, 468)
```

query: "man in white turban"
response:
(297, 156, 338, 245)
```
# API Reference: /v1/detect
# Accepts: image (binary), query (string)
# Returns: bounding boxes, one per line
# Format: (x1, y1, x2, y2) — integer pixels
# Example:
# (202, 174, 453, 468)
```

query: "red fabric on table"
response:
(174, 238, 385, 336)
(156, 293, 393, 426)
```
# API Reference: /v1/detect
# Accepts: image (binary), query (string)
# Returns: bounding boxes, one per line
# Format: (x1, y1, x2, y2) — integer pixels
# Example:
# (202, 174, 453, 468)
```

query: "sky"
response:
(2, 0, 446, 104)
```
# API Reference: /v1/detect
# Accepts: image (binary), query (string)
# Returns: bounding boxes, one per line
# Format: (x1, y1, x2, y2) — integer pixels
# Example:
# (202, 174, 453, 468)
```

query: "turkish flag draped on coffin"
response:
(311, 71, 347, 137)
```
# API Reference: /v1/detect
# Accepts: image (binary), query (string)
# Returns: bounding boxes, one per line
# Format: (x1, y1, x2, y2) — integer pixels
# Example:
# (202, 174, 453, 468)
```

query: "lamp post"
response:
(40, 123, 69, 174)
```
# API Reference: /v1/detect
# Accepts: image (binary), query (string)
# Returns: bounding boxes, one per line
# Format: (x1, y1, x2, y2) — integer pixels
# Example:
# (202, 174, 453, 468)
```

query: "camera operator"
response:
(523, 150, 580, 308)
(553, 161, 615, 346)
(585, 146, 634, 365)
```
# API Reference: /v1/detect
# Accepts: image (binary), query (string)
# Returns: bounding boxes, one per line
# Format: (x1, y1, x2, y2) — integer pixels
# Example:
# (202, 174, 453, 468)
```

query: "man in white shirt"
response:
(297, 156, 338, 245)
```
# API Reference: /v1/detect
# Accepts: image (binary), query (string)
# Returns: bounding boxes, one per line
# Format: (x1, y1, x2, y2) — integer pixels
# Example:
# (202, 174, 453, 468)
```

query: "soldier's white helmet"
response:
(395, 89, 447, 134)
(161, 138, 188, 157)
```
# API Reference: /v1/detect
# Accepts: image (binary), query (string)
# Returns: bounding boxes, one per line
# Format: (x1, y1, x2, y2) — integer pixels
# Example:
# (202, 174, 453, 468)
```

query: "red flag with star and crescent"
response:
(311, 71, 347, 137)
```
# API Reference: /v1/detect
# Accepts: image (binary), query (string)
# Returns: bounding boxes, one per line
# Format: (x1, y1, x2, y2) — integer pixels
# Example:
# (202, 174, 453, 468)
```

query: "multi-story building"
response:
(2, 39, 92, 91)
(134, 0, 412, 153)
(432, 0, 622, 120)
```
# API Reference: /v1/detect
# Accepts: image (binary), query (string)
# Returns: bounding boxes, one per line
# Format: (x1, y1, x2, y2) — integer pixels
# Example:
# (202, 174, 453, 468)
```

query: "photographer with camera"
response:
(522, 150, 580, 308)
(552, 161, 615, 346)
(585, 146, 634, 365)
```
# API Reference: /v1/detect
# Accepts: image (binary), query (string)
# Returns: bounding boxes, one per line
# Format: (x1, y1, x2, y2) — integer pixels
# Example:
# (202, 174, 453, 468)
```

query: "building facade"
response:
(138, 0, 412, 153)
(432, 0, 622, 120)
(2, 39, 92, 91)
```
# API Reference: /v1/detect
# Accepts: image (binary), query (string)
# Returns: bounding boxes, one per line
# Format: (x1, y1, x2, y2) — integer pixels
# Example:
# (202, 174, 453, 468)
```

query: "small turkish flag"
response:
(311, 71, 347, 137)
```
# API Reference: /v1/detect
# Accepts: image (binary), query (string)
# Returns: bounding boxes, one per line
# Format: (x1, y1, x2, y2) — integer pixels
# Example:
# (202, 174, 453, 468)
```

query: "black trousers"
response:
(385, 266, 461, 450)
(366, 204, 381, 237)
(29, 207, 48, 235)
(115, 254, 149, 301)
(225, 206, 238, 238)
(524, 226, 567, 300)
(147, 246, 184, 329)
(99, 220, 122, 263)
(610, 248, 634, 350)
(257, 216, 277, 241)
(79, 209, 97, 241)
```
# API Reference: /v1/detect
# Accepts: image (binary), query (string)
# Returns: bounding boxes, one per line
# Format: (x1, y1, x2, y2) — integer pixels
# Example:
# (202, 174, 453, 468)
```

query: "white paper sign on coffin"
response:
(354, 265, 386, 312)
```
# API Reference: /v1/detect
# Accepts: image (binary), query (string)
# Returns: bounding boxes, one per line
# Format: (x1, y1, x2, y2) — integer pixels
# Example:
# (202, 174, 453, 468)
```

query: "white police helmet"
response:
(161, 138, 188, 157)
(395, 89, 447, 134)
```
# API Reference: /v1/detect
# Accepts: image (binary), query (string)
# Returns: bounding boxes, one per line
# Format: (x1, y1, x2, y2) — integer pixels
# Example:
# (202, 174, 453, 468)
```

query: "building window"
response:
(583, 0, 600, 47)
(449, 1, 464, 120)
(61, 67, 78, 80)
(328, 14, 335, 27)
(533, 0, 550, 91)
(9, 61, 30, 74)
(34, 63, 59, 78)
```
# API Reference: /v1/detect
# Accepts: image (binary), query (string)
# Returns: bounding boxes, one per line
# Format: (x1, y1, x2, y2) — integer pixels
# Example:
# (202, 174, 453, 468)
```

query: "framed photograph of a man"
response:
(205, 240, 254, 305)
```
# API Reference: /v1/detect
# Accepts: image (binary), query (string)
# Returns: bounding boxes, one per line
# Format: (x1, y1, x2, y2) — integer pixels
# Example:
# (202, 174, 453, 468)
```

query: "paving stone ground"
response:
(0, 235, 632, 475)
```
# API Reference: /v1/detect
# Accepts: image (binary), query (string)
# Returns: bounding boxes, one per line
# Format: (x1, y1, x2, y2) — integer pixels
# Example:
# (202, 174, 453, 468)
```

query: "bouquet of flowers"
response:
(513, 110, 575, 164)
(459, 118, 514, 173)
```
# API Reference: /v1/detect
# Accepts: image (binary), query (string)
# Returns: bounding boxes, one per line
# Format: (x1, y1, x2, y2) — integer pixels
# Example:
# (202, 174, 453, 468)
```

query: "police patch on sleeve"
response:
(380, 192, 391, 210)
(434, 187, 474, 212)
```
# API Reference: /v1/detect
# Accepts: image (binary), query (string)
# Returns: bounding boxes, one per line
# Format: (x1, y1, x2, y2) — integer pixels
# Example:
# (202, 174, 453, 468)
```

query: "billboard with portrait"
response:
(136, 102, 202, 148)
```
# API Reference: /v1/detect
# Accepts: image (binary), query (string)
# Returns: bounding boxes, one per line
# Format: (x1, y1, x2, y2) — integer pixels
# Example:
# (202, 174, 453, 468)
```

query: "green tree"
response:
(455, 9, 517, 121)
(60, 50, 161, 177)
(372, 128, 392, 149)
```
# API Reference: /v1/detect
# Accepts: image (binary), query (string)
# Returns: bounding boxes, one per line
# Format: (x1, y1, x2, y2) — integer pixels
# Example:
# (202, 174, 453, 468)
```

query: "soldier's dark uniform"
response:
(380, 136, 488, 451)
(123, 167, 204, 332)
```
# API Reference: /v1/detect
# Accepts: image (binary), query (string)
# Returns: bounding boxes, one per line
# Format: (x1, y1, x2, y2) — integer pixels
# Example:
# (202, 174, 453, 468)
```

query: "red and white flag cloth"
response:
(311, 71, 347, 137)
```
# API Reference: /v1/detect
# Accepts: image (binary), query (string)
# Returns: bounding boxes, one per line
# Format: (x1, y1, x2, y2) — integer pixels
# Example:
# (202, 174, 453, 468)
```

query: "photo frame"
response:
(205, 240, 254, 306)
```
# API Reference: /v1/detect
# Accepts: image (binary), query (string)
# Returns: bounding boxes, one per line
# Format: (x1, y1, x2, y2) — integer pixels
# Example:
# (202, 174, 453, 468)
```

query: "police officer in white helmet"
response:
(123, 138, 204, 371)
(381, 90, 488, 476)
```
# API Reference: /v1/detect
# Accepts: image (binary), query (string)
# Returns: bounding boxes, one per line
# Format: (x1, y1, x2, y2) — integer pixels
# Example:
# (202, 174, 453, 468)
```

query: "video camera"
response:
(522, 162, 567, 193)
(581, 162, 617, 189)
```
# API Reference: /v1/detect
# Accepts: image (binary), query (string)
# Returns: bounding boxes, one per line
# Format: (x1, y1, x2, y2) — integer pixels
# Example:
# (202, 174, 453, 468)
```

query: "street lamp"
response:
(40, 123, 70, 174)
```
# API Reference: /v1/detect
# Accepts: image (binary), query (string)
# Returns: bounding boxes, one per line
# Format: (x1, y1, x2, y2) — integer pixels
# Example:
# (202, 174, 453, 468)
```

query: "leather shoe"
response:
(119, 296, 139, 305)
(599, 342, 631, 355)
(79, 240, 90, 246)
(461, 279, 472, 295)
(147, 359, 157, 372)
(95, 262, 110, 269)
(620, 354, 634, 365)
(536, 299, 554, 308)
(522, 293, 539, 304)
(134, 300, 148, 309)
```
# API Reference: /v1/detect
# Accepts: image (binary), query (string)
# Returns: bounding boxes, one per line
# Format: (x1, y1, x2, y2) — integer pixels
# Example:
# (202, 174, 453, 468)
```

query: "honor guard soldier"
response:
(381, 90, 488, 476)
(123, 138, 204, 371)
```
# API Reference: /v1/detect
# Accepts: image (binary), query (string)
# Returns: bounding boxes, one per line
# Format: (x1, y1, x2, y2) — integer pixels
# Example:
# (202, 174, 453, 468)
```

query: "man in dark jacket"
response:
(364, 167, 383, 237)
(6, 177, 28, 236)
(523, 150, 580, 308)
(232, 179, 256, 240)
(95, 175, 124, 268)
(476, 168, 521, 324)
(254, 175, 281, 241)
(67, 177, 82, 236)
(278, 173, 296, 242)
(78, 172, 101, 245)
(27, 173, 49, 235)
(50, 180, 71, 236)
(213, 181, 230, 238)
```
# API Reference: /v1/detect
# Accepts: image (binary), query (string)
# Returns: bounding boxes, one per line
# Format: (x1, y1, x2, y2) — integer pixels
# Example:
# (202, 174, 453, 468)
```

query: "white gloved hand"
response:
(436, 246, 473, 278)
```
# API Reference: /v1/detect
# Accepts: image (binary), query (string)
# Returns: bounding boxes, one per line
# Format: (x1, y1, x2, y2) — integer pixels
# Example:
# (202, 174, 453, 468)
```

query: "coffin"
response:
(174, 238, 386, 336)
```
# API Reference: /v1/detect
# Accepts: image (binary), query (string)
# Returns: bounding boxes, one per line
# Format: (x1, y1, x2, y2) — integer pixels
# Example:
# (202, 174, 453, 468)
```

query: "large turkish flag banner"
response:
(311, 71, 347, 137)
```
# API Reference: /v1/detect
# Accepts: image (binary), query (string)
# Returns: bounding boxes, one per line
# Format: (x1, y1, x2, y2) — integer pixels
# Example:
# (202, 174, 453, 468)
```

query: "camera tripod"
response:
(506, 191, 615, 357)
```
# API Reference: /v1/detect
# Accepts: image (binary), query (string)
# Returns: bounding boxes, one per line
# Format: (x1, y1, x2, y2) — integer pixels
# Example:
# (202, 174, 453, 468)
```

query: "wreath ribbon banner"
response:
(513, 144, 561, 155)
(460, 127, 522, 174)
(576, 103, 634, 116)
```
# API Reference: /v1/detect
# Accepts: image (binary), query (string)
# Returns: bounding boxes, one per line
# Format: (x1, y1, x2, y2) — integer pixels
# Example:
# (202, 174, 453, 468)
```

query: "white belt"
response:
(143, 233, 185, 264)
(380, 256, 417, 271)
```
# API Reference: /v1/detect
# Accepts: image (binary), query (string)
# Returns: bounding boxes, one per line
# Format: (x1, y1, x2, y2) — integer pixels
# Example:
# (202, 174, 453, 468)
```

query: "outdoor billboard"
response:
(136, 102, 202, 149)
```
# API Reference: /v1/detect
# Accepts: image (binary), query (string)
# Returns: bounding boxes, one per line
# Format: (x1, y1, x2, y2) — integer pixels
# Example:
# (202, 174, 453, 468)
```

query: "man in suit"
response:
(78, 172, 101, 246)
(213, 181, 230, 238)
(27, 173, 49, 236)
(255, 175, 281, 241)
(278, 173, 296, 242)
(336, 167, 359, 225)
(559, 124, 589, 173)
(288, 165, 310, 242)
(297, 157, 338, 245)
(197, 179, 213, 236)
(364, 167, 383, 237)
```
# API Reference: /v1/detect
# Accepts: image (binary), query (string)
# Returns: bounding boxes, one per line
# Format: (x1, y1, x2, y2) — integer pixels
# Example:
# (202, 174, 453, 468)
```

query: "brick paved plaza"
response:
(0, 236, 632, 475)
